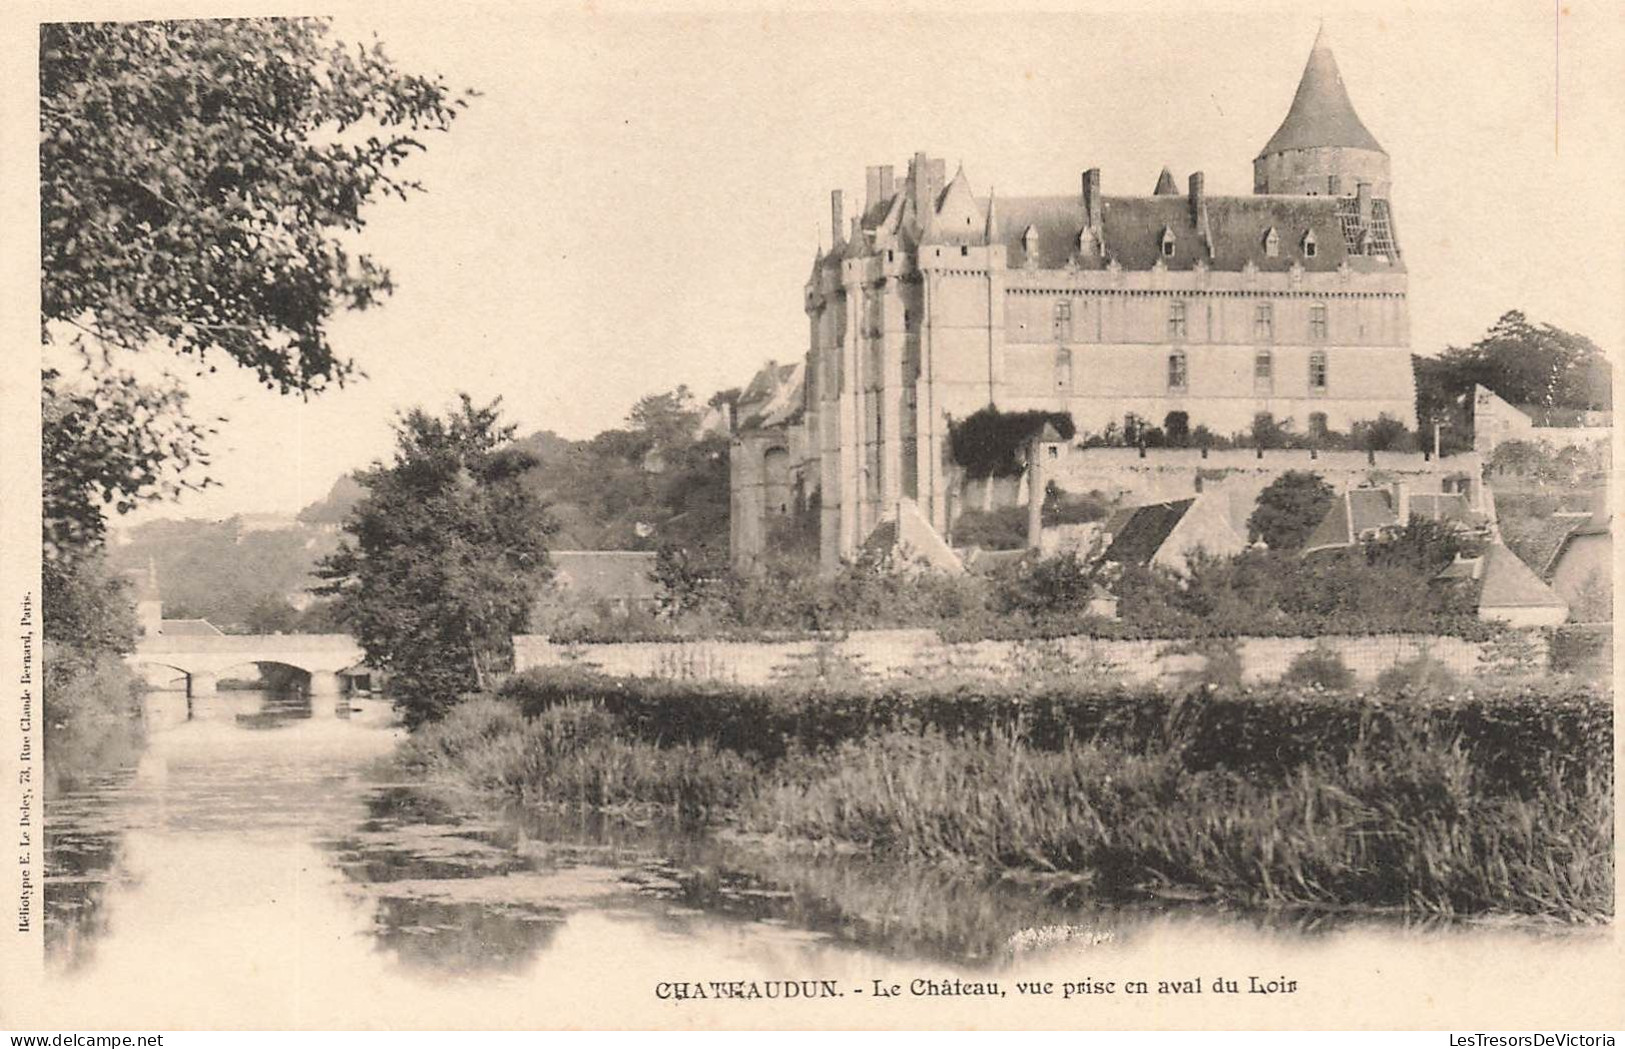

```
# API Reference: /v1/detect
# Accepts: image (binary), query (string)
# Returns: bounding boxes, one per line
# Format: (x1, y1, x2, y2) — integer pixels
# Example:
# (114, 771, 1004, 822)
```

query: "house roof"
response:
(1258, 26, 1385, 157)
(996, 192, 1400, 273)
(549, 551, 661, 604)
(1303, 488, 1477, 554)
(1153, 167, 1178, 195)
(160, 618, 224, 637)
(1542, 507, 1612, 577)
(1102, 499, 1195, 566)
(1477, 543, 1567, 610)
(736, 359, 806, 431)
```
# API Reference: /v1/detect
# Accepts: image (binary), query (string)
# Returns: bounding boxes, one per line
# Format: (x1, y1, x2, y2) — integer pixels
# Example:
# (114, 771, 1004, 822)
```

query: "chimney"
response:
(1390, 480, 1411, 525)
(878, 165, 894, 202)
(830, 189, 844, 246)
(865, 167, 881, 212)
(1188, 171, 1210, 253)
(1356, 181, 1373, 227)
(912, 151, 931, 219)
(1082, 168, 1103, 232)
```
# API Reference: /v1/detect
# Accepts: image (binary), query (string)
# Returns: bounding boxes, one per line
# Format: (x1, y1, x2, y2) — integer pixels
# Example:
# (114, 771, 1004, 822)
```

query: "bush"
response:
(1375, 652, 1464, 696)
(1281, 644, 1355, 691)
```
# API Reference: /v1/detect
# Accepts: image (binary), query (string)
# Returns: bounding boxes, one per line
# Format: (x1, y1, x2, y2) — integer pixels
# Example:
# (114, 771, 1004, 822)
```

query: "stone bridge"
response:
(129, 634, 366, 697)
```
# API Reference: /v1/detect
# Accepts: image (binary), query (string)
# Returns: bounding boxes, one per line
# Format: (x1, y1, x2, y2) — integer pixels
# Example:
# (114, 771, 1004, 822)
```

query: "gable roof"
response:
(1303, 487, 1478, 554)
(737, 359, 806, 431)
(1542, 507, 1612, 577)
(1259, 26, 1385, 157)
(1102, 499, 1195, 566)
(1477, 543, 1567, 611)
(549, 551, 661, 604)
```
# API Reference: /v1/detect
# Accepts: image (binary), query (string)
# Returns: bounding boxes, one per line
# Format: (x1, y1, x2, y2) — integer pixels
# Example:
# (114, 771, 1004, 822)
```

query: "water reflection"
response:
(41, 685, 1608, 1029)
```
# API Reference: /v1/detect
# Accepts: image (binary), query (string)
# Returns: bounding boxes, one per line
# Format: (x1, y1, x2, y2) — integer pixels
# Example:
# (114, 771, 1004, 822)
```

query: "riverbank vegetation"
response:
(400, 669, 1613, 923)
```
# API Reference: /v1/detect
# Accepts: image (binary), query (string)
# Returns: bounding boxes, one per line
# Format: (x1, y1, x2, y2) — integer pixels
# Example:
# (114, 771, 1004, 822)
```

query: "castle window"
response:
(1253, 349, 1273, 390)
(1022, 224, 1039, 260)
(1055, 347, 1073, 391)
(1309, 303, 1328, 340)
(1309, 351, 1328, 392)
(1167, 351, 1188, 392)
(1264, 227, 1280, 258)
(1167, 300, 1187, 339)
(1309, 412, 1329, 438)
(1160, 226, 1176, 258)
(1053, 300, 1073, 342)
(887, 249, 894, 263)
(960, 245, 969, 257)
(1302, 230, 1318, 258)
(1253, 302, 1274, 340)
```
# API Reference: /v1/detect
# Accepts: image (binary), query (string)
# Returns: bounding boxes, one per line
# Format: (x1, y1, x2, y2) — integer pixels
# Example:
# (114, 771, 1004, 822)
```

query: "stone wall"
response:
(513, 630, 1499, 688)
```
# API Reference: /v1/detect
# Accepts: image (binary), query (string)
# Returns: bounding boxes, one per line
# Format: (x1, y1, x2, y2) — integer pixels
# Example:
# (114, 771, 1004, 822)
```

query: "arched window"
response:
(1309, 303, 1328, 341)
(1167, 300, 1187, 339)
(1309, 351, 1328, 392)
(1167, 351, 1188, 392)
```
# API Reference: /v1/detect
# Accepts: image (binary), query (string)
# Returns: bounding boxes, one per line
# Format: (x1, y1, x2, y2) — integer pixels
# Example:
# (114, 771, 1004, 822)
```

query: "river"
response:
(39, 687, 1612, 1029)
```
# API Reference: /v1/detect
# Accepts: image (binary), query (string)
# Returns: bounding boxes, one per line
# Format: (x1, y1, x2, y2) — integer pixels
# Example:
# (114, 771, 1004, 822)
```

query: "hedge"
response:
(496, 669, 1611, 796)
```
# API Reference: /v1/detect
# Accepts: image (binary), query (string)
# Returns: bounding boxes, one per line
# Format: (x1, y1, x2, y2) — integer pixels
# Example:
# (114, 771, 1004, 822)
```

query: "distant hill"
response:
(114, 390, 736, 630)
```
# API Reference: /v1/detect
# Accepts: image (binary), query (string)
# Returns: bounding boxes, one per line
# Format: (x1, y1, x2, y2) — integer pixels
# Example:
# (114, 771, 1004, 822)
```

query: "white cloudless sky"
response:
(105, 1, 1624, 524)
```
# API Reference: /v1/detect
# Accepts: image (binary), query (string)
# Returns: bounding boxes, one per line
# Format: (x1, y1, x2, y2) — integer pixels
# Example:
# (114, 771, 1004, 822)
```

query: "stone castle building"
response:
(731, 28, 1417, 571)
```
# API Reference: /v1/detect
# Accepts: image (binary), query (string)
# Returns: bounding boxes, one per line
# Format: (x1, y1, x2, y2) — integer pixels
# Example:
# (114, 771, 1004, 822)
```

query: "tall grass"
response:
(401, 698, 756, 819)
(749, 727, 1613, 921)
(403, 676, 1614, 921)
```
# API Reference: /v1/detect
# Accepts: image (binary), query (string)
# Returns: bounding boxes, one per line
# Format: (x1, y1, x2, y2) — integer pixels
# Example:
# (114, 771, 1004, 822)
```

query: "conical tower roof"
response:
(1153, 167, 1178, 195)
(1258, 25, 1384, 157)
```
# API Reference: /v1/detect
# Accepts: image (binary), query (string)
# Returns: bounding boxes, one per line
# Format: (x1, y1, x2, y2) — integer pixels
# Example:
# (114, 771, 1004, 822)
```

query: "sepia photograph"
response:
(2, 0, 1621, 1033)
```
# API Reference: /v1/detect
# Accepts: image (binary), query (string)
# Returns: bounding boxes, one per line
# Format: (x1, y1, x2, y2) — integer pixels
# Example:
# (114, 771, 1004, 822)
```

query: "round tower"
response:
(1254, 25, 1390, 197)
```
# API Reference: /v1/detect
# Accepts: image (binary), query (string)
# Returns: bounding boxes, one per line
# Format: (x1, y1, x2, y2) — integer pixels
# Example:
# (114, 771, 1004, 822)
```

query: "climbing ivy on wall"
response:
(948, 408, 1076, 479)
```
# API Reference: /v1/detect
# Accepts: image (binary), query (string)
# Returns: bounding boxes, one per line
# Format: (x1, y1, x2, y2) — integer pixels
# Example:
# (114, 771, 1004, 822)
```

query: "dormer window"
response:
(1264, 227, 1280, 258)
(1160, 226, 1176, 258)
(1302, 230, 1318, 258)
(1022, 224, 1039, 259)
(1077, 228, 1094, 257)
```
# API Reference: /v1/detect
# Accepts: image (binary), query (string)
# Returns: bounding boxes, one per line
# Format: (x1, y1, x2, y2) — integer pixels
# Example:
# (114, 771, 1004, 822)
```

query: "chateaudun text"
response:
(654, 975, 1297, 1002)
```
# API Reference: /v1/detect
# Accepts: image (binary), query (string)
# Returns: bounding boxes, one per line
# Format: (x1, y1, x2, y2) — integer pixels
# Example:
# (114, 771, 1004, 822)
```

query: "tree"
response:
(1248, 470, 1334, 551)
(315, 396, 554, 726)
(1413, 311, 1611, 450)
(41, 18, 469, 558)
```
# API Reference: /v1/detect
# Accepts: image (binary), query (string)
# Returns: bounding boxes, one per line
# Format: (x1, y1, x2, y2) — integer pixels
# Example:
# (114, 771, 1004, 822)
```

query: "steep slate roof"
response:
(997, 193, 1400, 273)
(1101, 499, 1195, 566)
(1258, 25, 1385, 156)
(1153, 167, 1179, 195)
(1477, 543, 1567, 611)
(737, 360, 806, 430)
(550, 551, 661, 604)
(1302, 488, 1476, 554)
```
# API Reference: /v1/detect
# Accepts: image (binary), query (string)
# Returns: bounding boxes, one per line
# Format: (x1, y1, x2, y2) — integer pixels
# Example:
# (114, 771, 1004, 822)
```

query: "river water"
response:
(40, 688, 1613, 1029)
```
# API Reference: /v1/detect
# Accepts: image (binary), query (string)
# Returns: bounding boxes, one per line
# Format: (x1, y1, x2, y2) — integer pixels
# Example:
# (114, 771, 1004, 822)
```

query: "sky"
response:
(93, 1, 1625, 525)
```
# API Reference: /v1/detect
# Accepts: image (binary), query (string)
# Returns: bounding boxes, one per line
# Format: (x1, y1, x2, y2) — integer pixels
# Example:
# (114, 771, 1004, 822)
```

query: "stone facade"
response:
(731, 28, 1418, 572)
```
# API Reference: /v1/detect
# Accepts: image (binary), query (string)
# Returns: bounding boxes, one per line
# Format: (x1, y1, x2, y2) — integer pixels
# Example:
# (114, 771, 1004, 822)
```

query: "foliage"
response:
(41, 18, 468, 392)
(1361, 515, 1479, 574)
(42, 368, 215, 561)
(41, 642, 146, 798)
(948, 407, 1075, 479)
(991, 550, 1103, 616)
(497, 668, 1612, 795)
(316, 396, 554, 725)
(42, 552, 138, 654)
(1247, 470, 1334, 550)
(1351, 413, 1417, 453)
(1280, 643, 1355, 691)
(1374, 652, 1465, 697)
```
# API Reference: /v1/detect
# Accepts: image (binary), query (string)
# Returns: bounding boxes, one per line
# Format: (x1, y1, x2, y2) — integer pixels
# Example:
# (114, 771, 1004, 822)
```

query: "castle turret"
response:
(1254, 25, 1390, 198)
